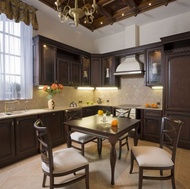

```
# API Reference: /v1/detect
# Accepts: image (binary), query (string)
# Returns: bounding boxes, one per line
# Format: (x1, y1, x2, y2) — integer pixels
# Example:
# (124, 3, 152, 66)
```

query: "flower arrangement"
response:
(43, 83, 64, 99)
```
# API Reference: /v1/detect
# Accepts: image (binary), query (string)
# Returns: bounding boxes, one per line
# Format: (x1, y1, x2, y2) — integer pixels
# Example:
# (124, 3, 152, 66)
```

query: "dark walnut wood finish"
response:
(64, 115, 140, 185)
(39, 0, 175, 31)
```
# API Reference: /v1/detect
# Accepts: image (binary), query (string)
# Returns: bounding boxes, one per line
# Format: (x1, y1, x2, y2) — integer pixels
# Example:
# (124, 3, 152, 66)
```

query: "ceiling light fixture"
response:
(55, 0, 97, 27)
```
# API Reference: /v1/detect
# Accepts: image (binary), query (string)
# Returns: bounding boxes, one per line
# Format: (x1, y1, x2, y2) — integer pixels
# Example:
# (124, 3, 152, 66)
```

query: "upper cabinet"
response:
(91, 55, 119, 87)
(146, 46, 163, 86)
(33, 41, 57, 85)
(57, 51, 81, 86)
(81, 56, 91, 86)
(33, 35, 89, 86)
(102, 56, 119, 87)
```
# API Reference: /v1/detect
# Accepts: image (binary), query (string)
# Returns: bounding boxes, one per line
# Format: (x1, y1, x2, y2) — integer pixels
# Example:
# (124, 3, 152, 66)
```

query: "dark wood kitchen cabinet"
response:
(143, 110, 162, 143)
(146, 46, 163, 86)
(91, 55, 102, 87)
(39, 111, 65, 147)
(0, 118, 15, 167)
(102, 56, 119, 87)
(33, 37, 57, 85)
(91, 55, 119, 87)
(81, 56, 91, 86)
(15, 115, 38, 159)
(161, 31, 190, 149)
(33, 35, 90, 86)
(82, 106, 98, 117)
(57, 56, 81, 86)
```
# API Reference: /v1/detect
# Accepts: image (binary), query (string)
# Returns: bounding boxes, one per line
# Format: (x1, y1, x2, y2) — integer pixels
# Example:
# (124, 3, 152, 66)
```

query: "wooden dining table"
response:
(64, 115, 140, 185)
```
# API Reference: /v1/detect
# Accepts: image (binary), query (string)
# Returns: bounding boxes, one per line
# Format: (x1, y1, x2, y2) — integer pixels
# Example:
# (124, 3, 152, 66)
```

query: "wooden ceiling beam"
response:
(126, 0, 139, 17)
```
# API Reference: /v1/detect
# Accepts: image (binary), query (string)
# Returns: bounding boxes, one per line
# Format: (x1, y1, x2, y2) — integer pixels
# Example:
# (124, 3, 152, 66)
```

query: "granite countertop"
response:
(0, 104, 162, 119)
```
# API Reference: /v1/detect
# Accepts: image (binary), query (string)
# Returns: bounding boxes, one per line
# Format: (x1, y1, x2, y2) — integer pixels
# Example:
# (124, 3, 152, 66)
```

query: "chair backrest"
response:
(116, 108, 131, 118)
(160, 116, 183, 162)
(34, 119, 54, 172)
(65, 109, 82, 121)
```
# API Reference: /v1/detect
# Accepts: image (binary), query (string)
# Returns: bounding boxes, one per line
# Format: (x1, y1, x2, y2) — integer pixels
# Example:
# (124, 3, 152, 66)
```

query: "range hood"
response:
(114, 54, 144, 76)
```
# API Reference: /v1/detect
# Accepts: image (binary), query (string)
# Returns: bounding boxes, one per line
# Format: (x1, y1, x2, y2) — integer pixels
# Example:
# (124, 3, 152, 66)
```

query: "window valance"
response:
(0, 0, 39, 30)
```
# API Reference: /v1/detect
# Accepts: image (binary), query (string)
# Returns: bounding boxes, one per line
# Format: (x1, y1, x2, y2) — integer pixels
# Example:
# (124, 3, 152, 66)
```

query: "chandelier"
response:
(55, 0, 97, 27)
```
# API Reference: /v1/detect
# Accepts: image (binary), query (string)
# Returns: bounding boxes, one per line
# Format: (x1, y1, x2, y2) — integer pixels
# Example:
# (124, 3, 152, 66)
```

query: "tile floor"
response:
(0, 138, 190, 189)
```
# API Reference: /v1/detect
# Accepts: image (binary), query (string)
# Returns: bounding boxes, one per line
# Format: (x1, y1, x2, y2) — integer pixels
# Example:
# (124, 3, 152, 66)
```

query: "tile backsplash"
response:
(0, 76, 162, 112)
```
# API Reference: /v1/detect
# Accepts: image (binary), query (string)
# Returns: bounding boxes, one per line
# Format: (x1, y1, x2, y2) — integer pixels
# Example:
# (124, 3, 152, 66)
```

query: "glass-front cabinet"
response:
(102, 56, 119, 87)
(81, 56, 91, 86)
(146, 47, 163, 86)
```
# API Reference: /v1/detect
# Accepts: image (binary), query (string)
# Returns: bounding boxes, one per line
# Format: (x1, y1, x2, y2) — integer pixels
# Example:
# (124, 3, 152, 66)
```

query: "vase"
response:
(48, 99, 55, 109)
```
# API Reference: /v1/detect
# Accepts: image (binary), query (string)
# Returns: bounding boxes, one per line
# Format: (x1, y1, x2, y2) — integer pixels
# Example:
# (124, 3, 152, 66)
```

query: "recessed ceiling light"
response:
(100, 21, 103, 25)
(122, 13, 124, 16)
(149, 3, 152, 6)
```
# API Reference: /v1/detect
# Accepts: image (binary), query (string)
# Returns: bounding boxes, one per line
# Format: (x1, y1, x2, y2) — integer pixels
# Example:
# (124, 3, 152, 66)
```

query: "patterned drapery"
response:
(0, 0, 38, 30)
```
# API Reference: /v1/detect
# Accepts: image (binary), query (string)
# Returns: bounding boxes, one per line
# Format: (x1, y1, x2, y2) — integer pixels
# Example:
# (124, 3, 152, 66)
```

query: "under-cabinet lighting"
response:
(96, 87, 118, 90)
(151, 86, 163, 90)
(38, 85, 44, 90)
(77, 87, 94, 90)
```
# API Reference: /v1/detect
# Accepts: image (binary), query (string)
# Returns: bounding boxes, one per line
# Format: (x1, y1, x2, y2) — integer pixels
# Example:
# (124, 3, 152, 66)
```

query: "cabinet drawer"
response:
(144, 110, 162, 117)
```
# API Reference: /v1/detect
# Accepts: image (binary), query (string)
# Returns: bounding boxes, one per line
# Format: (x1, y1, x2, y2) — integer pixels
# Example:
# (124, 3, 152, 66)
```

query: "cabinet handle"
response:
(16, 121, 19, 125)
(52, 113, 56, 116)
(12, 121, 14, 126)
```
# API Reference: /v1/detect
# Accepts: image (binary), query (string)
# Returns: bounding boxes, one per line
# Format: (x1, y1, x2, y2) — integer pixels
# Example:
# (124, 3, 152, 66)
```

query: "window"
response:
(0, 14, 33, 100)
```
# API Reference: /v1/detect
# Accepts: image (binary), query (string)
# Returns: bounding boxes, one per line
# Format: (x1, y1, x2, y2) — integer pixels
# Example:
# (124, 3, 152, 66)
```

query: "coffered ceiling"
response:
(38, 0, 175, 31)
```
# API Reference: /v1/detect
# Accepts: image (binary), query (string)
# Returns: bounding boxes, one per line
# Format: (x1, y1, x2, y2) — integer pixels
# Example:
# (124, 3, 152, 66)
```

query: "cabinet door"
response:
(82, 107, 98, 117)
(144, 116, 161, 143)
(15, 115, 38, 158)
(40, 112, 65, 147)
(57, 57, 70, 85)
(146, 47, 163, 86)
(91, 57, 102, 87)
(165, 52, 190, 111)
(41, 43, 57, 84)
(81, 56, 91, 86)
(0, 119, 15, 167)
(102, 56, 119, 86)
(71, 61, 81, 86)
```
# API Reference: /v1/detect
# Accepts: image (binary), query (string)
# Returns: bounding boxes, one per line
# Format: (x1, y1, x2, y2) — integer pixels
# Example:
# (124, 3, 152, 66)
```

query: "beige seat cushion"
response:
(131, 146, 173, 167)
(42, 148, 89, 174)
(71, 132, 96, 143)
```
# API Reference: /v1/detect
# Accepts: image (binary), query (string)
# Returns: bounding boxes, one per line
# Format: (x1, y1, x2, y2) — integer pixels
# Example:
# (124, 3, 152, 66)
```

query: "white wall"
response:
(140, 12, 190, 46)
(33, 11, 94, 53)
(93, 12, 190, 53)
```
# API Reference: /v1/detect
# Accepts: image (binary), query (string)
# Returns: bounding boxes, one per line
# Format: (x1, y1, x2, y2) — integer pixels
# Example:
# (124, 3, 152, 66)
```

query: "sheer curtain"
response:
(0, 13, 33, 100)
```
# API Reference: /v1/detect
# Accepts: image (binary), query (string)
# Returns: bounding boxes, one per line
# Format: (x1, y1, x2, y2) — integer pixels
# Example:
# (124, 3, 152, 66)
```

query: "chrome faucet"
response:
(4, 100, 20, 114)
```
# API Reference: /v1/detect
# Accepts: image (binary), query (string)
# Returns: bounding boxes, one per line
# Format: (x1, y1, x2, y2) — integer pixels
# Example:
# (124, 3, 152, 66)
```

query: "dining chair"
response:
(65, 109, 97, 156)
(34, 119, 89, 189)
(129, 116, 183, 189)
(116, 108, 131, 159)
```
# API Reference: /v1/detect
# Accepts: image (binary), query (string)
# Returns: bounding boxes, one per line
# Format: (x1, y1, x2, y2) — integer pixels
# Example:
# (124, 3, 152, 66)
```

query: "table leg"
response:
(109, 136, 117, 185)
(134, 123, 139, 146)
(97, 137, 102, 155)
(66, 125, 71, 148)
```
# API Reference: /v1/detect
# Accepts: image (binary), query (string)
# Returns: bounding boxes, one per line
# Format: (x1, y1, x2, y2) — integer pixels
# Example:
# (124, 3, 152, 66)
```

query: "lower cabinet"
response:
(0, 115, 39, 168)
(39, 111, 65, 147)
(15, 115, 39, 159)
(143, 110, 162, 143)
(82, 106, 98, 117)
(0, 118, 15, 167)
